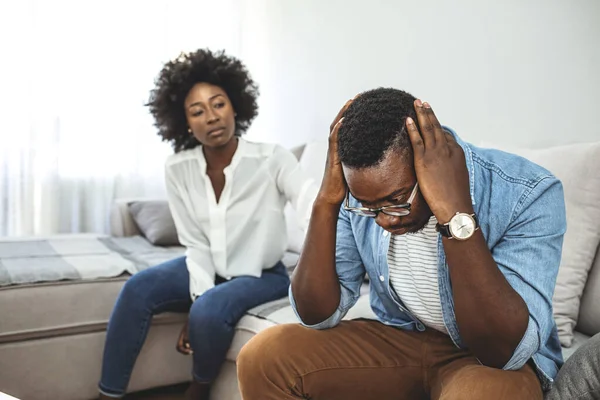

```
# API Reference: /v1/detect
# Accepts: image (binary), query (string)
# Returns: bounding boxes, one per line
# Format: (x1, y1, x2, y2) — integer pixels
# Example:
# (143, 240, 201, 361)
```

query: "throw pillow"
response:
(129, 200, 180, 246)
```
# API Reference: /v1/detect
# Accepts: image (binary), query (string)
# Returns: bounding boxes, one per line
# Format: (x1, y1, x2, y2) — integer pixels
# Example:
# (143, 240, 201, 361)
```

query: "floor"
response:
(124, 383, 188, 400)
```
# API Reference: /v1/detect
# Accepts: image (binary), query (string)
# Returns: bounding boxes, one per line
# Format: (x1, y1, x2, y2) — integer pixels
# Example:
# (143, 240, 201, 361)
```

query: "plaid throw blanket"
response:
(0, 235, 185, 287)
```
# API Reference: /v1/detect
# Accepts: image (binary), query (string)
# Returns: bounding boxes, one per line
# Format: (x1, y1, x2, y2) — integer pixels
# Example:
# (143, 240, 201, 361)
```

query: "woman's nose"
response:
(205, 109, 219, 123)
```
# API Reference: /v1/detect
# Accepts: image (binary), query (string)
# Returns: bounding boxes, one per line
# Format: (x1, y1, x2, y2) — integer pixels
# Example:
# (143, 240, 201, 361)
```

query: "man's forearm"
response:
(443, 230, 529, 368)
(291, 199, 342, 325)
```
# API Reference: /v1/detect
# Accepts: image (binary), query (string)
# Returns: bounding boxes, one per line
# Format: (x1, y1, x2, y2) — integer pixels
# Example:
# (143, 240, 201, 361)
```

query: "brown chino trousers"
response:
(237, 319, 543, 400)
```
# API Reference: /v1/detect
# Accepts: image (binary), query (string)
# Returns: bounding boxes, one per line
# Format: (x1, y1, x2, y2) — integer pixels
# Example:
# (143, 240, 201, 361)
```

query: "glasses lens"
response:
(382, 207, 410, 217)
(350, 209, 376, 218)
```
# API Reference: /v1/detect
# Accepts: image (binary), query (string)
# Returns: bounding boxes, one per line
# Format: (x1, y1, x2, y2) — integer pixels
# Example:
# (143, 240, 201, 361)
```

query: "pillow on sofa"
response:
(479, 141, 600, 347)
(129, 200, 180, 246)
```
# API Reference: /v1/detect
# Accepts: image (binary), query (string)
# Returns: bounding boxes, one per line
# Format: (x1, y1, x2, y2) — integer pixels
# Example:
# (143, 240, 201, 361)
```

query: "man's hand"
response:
(176, 319, 193, 355)
(405, 99, 473, 223)
(405, 99, 530, 367)
(316, 99, 354, 206)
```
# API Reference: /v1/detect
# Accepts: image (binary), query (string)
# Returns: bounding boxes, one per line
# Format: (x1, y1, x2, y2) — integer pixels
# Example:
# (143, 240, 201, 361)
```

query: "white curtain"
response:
(0, 0, 244, 236)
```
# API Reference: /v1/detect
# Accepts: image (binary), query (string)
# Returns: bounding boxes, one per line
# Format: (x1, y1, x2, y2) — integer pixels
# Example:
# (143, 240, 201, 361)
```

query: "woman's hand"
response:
(176, 318, 193, 355)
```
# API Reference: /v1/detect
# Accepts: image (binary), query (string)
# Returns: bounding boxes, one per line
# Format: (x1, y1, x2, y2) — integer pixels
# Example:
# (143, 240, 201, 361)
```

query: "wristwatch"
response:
(436, 212, 479, 241)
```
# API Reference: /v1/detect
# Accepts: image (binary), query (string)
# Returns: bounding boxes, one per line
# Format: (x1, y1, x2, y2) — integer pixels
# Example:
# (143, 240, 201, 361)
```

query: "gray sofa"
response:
(0, 140, 599, 400)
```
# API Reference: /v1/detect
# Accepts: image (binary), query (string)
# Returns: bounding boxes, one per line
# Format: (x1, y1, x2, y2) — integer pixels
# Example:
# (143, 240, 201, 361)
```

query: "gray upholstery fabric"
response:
(546, 333, 600, 400)
(110, 199, 142, 237)
(562, 331, 593, 361)
(0, 324, 192, 400)
(578, 246, 600, 337)
(129, 200, 180, 246)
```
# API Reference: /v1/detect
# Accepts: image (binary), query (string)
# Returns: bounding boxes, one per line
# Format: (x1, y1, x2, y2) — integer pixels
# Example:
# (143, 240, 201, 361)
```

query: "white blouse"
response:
(164, 138, 317, 299)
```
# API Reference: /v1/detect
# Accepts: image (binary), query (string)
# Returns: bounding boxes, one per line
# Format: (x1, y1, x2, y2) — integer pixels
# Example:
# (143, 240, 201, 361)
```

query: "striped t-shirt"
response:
(387, 216, 448, 334)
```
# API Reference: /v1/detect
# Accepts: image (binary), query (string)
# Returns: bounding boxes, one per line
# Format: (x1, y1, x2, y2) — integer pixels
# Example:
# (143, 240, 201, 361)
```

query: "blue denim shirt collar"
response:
(444, 126, 476, 207)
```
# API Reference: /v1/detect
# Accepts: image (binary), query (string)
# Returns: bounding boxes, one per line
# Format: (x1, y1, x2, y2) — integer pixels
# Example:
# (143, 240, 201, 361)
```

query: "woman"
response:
(98, 49, 315, 400)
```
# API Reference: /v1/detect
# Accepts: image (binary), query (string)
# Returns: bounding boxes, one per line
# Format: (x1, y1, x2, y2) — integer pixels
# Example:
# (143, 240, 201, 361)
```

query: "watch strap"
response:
(436, 223, 452, 237)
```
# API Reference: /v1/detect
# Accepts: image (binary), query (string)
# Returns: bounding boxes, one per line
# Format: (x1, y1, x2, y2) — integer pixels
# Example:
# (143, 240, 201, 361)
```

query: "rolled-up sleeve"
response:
(290, 207, 366, 329)
(491, 176, 566, 370)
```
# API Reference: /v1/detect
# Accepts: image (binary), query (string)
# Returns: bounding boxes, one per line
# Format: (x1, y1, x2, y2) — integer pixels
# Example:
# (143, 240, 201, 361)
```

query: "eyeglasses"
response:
(344, 182, 419, 218)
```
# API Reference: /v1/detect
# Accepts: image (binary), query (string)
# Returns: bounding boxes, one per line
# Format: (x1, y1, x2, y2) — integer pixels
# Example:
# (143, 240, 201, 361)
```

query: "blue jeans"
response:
(98, 256, 290, 397)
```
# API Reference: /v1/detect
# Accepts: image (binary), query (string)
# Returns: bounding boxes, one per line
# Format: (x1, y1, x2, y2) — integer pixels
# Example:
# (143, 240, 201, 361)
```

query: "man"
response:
(237, 88, 566, 399)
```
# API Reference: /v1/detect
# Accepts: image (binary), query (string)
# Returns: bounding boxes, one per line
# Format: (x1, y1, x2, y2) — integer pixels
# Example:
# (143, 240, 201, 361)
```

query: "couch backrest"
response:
(578, 244, 600, 336)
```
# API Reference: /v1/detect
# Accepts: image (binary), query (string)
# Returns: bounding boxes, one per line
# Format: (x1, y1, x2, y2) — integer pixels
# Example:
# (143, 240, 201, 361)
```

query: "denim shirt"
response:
(290, 127, 566, 391)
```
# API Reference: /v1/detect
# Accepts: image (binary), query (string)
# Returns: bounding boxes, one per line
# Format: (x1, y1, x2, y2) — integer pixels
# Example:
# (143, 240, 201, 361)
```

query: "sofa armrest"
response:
(110, 199, 143, 237)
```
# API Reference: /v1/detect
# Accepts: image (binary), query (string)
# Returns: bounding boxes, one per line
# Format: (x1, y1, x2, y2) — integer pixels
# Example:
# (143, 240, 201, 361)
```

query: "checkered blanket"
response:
(0, 235, 186, 286)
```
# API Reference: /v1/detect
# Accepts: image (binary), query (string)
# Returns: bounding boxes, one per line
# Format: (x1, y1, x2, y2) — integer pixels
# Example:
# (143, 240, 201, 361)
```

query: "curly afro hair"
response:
(147, 49, 259, 153)
(338, 88, 417, 169)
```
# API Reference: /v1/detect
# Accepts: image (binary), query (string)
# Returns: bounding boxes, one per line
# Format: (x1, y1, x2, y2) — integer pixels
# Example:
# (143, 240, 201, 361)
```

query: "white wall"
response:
(240, 0, 600, 149)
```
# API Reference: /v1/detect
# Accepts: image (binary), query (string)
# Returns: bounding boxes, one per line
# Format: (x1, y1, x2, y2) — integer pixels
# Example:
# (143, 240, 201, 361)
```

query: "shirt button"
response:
(383, 231, 389, 237)
(379, 275, 385, 282)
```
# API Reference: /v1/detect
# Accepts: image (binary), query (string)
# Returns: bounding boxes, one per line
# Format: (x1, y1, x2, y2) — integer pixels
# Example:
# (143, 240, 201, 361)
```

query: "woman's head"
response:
(148, 49, 259, 152)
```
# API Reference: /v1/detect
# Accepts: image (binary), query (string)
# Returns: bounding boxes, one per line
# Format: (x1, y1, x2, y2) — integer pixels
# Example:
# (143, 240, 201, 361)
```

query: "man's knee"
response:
(437, 365, 542, 400)
(238, 324, 309, 384)
(239, 324, 300, 371)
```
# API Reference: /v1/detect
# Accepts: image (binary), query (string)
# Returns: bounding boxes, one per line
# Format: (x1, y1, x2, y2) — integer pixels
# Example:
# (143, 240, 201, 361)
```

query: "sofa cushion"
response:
(129, 200, 180, 246)
(0, 273, 191, 344)
(0, 249, 297, 345)
(479, 141, 600, 347)
(578, 245, 600, 336)
(561, 331, 592, 361)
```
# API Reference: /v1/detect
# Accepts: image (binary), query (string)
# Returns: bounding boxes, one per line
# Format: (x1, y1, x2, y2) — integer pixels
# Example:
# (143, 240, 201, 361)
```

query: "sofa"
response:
(0, 139, 599, 400)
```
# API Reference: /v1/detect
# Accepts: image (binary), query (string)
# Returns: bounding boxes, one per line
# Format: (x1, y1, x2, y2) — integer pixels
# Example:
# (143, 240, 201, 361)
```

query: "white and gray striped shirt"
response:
(387, 216, 448, 334)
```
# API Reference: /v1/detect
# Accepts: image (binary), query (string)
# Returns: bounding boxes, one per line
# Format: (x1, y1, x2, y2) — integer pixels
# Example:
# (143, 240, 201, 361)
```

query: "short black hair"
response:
(338, 87, 417, 168)
(147, 49, 259, 153)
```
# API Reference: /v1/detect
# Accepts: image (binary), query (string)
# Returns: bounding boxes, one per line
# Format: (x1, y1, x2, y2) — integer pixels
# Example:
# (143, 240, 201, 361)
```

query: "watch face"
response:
(449, 213, 476, 240)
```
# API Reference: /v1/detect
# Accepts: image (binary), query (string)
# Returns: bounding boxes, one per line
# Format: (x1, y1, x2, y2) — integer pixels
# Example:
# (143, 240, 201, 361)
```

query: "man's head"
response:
(338, 88, 432, 234)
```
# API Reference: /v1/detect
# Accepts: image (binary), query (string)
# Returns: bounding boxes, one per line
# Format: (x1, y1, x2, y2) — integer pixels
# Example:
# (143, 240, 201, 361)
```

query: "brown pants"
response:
(237, 320, 543, 400)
